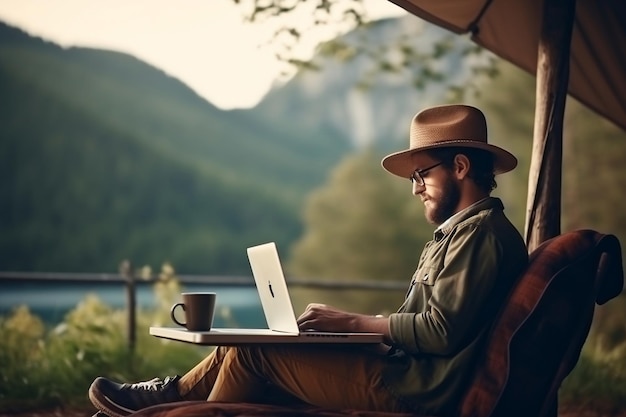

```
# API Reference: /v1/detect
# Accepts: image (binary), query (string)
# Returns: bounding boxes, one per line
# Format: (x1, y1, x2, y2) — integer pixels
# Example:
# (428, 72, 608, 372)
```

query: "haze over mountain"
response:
(253, 15, 485, 149)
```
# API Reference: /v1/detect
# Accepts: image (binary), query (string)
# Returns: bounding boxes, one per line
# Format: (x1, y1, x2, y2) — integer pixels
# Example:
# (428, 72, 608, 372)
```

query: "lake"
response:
(0, 279, 267, 328)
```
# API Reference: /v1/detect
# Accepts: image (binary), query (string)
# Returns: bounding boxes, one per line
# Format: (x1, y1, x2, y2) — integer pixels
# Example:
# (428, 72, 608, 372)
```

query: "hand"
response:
(296, 303, 358, 332)
(297, 303, 392, 344)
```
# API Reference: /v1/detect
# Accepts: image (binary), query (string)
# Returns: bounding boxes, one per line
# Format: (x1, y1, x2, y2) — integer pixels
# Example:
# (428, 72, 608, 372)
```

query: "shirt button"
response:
(422, 274, 429, 281)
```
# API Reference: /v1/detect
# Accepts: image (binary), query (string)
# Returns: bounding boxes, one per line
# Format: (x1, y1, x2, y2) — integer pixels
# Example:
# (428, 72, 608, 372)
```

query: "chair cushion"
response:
(459, 230, 623, 417)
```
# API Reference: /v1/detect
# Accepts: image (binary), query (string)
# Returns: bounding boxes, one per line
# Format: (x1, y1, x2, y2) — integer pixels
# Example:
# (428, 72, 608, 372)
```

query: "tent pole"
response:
(524, 0, 576, 251)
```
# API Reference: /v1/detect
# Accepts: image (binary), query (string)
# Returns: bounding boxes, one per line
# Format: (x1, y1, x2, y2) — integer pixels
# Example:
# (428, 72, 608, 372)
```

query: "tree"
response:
(472, 60, 537, 233)
(232, 0, 497, 100)
(562, 101, 626, 237)
(286, 149, 432, 314)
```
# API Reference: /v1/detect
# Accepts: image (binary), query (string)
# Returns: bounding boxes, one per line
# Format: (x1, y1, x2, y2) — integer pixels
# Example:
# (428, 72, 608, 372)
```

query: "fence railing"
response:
(0, 269, 407, 352)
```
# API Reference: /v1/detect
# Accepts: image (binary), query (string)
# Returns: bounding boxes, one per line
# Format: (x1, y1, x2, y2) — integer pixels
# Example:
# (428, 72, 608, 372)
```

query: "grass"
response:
(0, 275, 211, 413)
(560, 344, 626, 412)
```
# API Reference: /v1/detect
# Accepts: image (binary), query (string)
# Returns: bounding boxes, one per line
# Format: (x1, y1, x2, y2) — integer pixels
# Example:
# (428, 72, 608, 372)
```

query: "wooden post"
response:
(524, 0, 577, 251)
(120, 259, 136, 354)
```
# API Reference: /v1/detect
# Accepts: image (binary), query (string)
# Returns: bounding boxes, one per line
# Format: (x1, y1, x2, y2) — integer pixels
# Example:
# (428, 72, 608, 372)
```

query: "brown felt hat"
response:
(381, 104, 517, 178)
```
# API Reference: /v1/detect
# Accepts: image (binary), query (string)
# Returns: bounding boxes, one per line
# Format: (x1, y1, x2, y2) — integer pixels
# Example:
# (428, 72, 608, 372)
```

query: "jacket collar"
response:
(434, 197, 504, 240)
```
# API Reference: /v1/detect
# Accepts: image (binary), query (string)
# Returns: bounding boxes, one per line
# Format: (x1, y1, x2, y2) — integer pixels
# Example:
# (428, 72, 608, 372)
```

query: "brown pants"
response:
(176, 344, 410, 413)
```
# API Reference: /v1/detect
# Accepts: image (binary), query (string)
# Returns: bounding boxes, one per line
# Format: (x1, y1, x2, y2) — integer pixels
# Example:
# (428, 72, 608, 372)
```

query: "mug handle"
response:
(170, 302, 187, 327)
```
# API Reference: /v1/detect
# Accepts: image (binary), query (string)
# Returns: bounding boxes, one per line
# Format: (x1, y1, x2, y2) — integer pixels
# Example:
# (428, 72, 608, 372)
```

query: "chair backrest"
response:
(459, 229, 624, 417)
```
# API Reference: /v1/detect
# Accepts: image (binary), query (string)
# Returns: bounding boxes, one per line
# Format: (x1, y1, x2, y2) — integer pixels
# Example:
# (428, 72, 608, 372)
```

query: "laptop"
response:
(150, 242, 384, 345)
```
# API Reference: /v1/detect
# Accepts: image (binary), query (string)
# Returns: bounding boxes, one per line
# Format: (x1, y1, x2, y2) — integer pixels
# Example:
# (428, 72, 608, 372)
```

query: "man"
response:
(89, 104, 528, 417)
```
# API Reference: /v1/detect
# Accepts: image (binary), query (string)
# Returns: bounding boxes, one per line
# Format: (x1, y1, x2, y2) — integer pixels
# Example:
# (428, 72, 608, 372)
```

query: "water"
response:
(0, 280, 267, 328)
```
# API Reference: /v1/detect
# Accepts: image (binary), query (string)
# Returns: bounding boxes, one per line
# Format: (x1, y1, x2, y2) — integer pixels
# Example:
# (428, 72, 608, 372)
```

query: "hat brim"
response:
(381, 140, 518, 179)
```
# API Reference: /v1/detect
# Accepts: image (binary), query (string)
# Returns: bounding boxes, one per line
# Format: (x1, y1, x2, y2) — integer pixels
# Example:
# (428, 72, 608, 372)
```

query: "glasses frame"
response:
(409, 162, 444, 186)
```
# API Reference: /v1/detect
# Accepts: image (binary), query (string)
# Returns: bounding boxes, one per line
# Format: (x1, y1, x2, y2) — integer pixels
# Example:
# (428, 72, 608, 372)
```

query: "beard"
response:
(424, 174, 461, 225)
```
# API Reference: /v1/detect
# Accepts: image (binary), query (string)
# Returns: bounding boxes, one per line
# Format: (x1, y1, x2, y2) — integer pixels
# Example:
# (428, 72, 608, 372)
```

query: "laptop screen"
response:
(247, 242, 300, 334)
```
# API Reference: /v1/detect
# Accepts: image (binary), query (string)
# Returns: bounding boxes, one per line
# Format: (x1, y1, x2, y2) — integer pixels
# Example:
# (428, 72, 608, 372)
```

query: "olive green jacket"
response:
(383, 197, 528, 415)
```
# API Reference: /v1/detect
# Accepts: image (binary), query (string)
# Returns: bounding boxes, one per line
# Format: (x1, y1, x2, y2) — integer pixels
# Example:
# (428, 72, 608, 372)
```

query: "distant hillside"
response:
(0, 22, 350, 274)
(251, 15, 483, 150)
(0, 15, 498, 275)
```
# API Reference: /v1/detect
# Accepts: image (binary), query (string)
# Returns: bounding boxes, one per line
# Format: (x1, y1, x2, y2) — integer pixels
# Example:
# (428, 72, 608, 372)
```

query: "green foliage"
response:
(0, 293, 208, 413)
(584, 293, 626, 373)
(0, 22, 349, 274)
(560, 348, 626, 411)
(287, 149, 431, 313)
(149, 263, 183, 327)
(0, 306, 47, 402)
(558, 295, 626, 411)
(472, 58, 626, 250)
(235, 0, 498, 100)
(289, 149, 431, 281)
(562, 99, 626, 250)
(470, 59, 536, 234)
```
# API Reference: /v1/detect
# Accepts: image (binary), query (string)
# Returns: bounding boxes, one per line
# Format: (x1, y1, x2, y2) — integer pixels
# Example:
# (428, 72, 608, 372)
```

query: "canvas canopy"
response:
(388, 0, 626, 131)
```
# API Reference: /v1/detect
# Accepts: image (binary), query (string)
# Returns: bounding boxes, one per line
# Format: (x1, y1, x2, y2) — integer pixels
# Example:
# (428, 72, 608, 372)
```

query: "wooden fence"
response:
(0, 267, 407, 352)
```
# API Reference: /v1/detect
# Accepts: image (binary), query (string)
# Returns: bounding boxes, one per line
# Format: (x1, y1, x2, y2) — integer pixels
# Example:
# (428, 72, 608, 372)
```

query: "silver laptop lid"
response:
(247, 242, 299, 334)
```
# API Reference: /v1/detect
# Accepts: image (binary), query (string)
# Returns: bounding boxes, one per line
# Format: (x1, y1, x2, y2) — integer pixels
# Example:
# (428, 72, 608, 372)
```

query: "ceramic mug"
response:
(170, 292, 216, 331)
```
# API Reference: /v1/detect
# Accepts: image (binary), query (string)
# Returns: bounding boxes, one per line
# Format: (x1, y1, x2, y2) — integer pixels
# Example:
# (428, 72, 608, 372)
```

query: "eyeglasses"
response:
(409, 162, 443, 186)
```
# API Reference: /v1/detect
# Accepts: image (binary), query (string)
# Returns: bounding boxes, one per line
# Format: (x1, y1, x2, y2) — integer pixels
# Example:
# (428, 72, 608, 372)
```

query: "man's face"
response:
(411, 153, 461, 225)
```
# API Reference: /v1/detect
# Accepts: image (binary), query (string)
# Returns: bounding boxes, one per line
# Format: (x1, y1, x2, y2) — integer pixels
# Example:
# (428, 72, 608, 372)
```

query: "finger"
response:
(297, 318, 317, 329)
(296, 310, 314, 325)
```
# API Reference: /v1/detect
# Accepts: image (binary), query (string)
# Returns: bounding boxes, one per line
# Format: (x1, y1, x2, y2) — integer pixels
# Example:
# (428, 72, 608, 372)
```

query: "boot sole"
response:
(88, 381, 136, 417)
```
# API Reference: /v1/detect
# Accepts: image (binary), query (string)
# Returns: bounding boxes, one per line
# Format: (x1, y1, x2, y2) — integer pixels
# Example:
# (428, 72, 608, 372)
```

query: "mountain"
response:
(0, 22, 350, 274)
(0, 14, 487, 275)
(250, 15, 486, 150)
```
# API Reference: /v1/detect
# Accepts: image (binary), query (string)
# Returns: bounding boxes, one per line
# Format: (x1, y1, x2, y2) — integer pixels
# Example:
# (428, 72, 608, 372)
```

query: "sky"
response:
(0, 0, 406, 109)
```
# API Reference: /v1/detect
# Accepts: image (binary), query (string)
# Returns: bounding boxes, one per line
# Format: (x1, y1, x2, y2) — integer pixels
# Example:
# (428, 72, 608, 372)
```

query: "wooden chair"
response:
(130, 229, 624, 417)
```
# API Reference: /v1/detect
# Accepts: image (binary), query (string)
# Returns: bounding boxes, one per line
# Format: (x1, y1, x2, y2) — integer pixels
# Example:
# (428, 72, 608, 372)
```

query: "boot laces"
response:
(127, 376, 174, 391)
